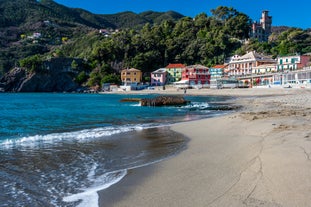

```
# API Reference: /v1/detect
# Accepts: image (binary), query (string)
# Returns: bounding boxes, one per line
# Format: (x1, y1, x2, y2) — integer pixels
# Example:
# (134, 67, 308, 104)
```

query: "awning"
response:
(173, 80, 189, 84)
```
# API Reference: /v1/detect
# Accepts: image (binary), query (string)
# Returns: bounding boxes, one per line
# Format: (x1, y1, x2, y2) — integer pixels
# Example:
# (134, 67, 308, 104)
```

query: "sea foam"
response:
(63, 169, 127, 207)
(0, 124, 155, 149)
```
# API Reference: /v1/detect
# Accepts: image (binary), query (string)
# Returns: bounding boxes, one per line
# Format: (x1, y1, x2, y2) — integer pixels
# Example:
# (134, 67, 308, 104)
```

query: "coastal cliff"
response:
(0, 58, 81, 92)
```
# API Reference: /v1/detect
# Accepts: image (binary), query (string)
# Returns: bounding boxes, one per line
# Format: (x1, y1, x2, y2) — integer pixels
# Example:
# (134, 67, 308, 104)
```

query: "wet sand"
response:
(99, 88, 311, 207)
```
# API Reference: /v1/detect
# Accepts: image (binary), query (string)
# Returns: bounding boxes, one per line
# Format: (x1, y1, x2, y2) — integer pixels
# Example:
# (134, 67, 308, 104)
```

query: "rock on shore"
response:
(140, 96, 189, 106)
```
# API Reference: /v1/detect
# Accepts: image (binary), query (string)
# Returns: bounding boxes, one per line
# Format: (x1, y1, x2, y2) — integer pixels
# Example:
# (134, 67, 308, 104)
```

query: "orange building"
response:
(121, 68, 142, 84)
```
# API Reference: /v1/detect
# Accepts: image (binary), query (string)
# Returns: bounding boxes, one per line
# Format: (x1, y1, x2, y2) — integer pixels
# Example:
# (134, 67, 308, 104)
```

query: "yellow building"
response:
(121, 68, 142, 84)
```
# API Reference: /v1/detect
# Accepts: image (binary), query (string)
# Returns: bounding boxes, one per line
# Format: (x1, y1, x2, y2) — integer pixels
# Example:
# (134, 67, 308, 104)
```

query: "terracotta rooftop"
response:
(212, 65, 226, 69)
(166, 63, 186, 68)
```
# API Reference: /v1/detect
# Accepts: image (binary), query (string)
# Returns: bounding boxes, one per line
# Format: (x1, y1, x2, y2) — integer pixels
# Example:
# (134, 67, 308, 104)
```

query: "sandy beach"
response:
(99, 88, 311, 207)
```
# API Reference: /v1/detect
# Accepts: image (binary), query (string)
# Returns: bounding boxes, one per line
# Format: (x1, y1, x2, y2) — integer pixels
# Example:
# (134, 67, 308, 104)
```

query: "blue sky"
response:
(54, 0, 310, 29)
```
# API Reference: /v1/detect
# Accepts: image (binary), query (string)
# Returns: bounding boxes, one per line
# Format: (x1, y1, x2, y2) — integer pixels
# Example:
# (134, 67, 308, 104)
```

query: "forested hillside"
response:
(0, 0, 310, 89)
(0, 0, 184, 76)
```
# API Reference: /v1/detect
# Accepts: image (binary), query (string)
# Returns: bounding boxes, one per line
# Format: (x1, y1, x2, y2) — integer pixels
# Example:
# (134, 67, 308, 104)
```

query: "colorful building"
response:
(277, 55, 310, 71)
(209, 65, 225, 80)
(227, 51, 276, 77)
(165, 63, 186, 83)
(250, 10, 272, 42)
(151, 68, 167, 86)
(121, 68, 142, 84)
(181, 65, 210, 85)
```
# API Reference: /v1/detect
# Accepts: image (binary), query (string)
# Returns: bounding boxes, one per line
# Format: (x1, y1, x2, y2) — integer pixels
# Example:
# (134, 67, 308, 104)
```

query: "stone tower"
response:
(260, 10, 272, 40)
(251, 11, 272, 42)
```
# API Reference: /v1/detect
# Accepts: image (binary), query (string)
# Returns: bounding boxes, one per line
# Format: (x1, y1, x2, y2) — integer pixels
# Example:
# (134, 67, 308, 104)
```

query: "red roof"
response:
(166, 63, 186, 68)
(212, 65, 225, 69)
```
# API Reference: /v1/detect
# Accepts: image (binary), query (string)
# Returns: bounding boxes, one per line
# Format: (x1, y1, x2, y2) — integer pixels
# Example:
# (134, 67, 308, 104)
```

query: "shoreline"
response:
(99, 88, 311, 207)
(103, 86, 296, 96)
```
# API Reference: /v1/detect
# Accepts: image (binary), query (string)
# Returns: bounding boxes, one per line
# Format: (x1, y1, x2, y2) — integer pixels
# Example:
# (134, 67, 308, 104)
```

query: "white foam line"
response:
(63, 170, 127, 207)
(62, 146, 177, 207)
(0, 124, 156, 149)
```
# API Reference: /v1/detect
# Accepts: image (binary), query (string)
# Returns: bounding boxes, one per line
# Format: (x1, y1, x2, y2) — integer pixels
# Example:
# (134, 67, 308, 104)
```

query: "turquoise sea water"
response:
(0, 93, 231, 207)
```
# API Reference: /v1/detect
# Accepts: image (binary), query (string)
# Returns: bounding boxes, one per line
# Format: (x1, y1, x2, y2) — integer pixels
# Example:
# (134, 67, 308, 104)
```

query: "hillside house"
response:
(250, 10, 272, 42)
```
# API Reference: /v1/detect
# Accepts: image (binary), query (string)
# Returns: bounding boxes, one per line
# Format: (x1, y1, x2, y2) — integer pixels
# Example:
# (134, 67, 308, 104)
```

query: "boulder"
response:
(140, 96, 190, 106)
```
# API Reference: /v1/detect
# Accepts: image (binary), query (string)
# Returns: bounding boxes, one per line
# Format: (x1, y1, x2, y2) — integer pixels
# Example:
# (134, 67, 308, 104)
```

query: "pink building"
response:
(182, 65, 210, 85)
(151, 68, 167, 86)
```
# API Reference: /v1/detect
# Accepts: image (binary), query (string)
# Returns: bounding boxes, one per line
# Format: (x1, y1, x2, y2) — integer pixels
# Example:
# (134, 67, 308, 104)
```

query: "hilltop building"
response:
(250, 11, 272, 42)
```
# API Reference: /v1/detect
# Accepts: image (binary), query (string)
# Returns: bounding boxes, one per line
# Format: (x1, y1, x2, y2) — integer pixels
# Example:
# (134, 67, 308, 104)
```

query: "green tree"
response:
(87, 69, 102, 86)
(71, 60, 78, 70)
(101, 74, 121, 85)
(75, 71, 88, 85)
(19, 55, 43, 73)
(211, 6, 238, 21)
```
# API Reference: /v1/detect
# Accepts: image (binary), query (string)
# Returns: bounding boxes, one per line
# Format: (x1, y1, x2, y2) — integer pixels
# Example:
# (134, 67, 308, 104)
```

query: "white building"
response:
(227, 51, 276, 77)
